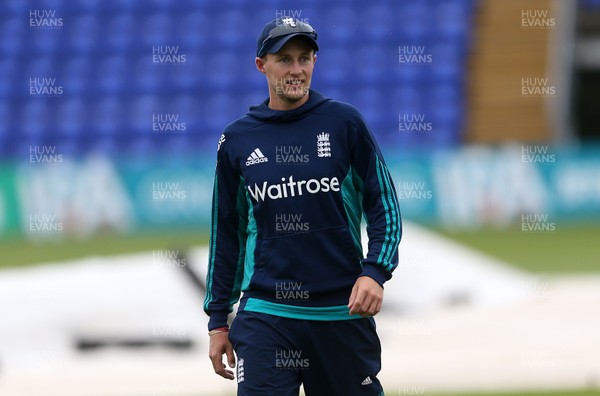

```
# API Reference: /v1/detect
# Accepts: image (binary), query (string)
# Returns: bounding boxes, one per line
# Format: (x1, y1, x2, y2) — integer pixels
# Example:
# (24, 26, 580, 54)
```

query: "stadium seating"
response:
(1, 0, 477, 158)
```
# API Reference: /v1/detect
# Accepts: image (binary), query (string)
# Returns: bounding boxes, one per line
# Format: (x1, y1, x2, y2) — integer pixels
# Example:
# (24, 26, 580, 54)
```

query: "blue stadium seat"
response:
(177, 12, 210, 49)
(0, 102, 10, 138)
(104, 14, 136, 51)
(241, 59, 265, 90)
(316, 48, 350, 84)
(0, 60, 16, 99)
(5, 0, 30, 13)
(351, 88, 385, 127)
(429, 42, 464, 81)
(168, 53, 201, 89)
(203, 93, 239, 131)
(363, 5, 395, 39)
(1, 18, 24, 56)
(56, 99, 87, 137)
(398, 2, 430, 39)
(140, 13, 174, 46)
(434, 0, 472, 39)
(356, 46, 386, 83)
(242, 91, 267, 112)
(55, 137, 82, 159)
(62, 57, 90, 96)
(21, 101, 50, 137)
(68, 15, 100, 54)
(214, 11, 247, 47)
(326, 6, 359, 43)
(4, 0, 475, 157)
(205, 51, 240, 89)
(96, 56, 129, 94)
(134, 57, 165, 92)
(93, 96, 124, 136)
(129, 95, 161, 133)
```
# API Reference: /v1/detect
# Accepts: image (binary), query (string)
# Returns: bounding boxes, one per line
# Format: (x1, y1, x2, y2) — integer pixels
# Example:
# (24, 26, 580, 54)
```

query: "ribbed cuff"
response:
(207, 312, 229, 331)
(359, 263, 391, 287)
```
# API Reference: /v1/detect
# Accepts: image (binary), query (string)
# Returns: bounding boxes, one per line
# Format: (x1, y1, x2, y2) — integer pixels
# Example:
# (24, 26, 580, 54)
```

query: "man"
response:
(204, 17, 401, 395)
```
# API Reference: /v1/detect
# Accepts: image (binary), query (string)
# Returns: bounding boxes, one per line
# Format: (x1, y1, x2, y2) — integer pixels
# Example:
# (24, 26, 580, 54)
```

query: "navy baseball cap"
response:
(256, 18, 318, 58)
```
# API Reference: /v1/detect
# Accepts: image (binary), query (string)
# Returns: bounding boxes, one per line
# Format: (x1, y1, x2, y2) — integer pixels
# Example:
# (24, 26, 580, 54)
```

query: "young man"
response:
(204, 18, 401, 395)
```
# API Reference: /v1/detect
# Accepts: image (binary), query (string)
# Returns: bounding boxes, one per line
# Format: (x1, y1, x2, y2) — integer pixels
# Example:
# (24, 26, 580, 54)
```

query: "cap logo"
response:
(281, 17, 297, 27)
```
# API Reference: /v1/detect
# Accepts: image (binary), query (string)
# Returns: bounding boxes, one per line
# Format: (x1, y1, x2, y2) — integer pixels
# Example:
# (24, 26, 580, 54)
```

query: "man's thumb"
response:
(227, 346, 236, 368)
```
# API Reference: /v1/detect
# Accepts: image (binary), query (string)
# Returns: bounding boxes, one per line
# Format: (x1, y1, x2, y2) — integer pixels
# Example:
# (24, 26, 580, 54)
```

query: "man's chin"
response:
(279, 89, 309, 103)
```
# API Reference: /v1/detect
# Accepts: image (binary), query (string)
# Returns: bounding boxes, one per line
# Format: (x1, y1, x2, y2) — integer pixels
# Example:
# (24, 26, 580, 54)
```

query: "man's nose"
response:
(289, 60, 303, 75)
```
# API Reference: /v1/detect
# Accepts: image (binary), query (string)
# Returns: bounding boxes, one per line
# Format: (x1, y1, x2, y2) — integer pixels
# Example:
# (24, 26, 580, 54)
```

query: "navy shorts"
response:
(228, 310, 384, 396)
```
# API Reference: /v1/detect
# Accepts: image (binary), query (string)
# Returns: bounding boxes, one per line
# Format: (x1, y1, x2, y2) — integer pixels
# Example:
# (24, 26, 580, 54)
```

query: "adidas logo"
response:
(361, 376, 373, 386)
(246, 148, 268, 166)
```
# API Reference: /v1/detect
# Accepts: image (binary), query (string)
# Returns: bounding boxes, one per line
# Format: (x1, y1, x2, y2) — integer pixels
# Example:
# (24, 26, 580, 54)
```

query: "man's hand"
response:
(347, 276, 384, 317)
(208, 332, 236, 380)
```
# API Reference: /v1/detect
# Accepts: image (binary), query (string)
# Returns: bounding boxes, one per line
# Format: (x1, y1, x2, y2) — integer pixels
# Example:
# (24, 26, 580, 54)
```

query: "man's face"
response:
(256, 37, 316, 109)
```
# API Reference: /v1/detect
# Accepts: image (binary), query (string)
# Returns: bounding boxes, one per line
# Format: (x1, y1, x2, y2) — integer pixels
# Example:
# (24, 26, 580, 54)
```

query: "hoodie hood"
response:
(247, 89, 331, 122)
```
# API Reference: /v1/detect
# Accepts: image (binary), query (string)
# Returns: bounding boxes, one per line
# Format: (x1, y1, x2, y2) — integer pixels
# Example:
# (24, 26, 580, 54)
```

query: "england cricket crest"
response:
(281, 17, 297, 27)
(316, 132, 331, 157)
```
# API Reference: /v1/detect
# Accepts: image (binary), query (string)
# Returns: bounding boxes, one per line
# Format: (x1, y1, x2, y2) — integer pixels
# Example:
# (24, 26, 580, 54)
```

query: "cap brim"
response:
(264, 33, 319, 56)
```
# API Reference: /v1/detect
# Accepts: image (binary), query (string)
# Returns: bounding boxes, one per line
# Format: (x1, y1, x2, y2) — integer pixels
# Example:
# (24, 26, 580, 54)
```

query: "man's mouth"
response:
(285, 79, 305, 87)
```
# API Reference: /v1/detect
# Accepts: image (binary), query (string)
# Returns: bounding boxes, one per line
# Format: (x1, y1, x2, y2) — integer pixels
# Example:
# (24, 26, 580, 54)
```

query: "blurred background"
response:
(1, 0, 600, 395)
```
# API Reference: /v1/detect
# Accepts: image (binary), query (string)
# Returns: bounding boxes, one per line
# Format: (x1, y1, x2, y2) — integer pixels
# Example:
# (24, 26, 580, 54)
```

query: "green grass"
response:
(0, 231, 209, 269)
(428, 224, 600, 273)
(1, 224, 599, 274)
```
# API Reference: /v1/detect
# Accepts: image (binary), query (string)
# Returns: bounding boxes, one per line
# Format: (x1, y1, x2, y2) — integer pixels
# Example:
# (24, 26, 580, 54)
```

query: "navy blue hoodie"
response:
(204, 89, 401, 330)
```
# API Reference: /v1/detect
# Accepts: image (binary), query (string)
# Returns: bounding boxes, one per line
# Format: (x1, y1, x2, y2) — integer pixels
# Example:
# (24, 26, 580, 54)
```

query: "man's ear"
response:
(256, 56, 267, 74)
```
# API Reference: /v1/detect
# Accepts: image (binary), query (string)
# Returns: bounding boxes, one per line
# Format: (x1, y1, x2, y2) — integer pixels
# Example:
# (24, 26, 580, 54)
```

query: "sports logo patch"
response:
(317, 132, 331, 157)
(246, 148, 269, 166)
